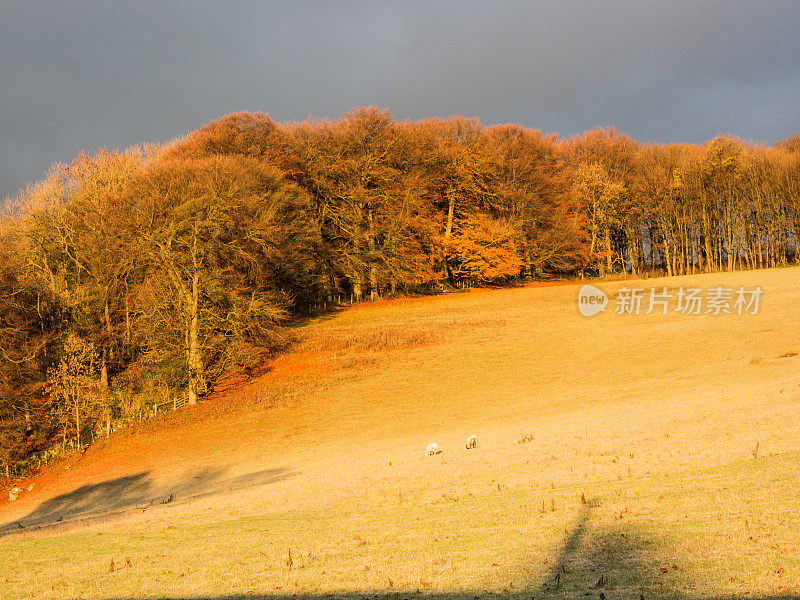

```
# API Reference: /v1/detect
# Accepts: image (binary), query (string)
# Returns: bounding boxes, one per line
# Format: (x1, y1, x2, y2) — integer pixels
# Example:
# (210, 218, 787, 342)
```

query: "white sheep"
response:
(426, 442, 440, 456)
(466, 434, 478, 449)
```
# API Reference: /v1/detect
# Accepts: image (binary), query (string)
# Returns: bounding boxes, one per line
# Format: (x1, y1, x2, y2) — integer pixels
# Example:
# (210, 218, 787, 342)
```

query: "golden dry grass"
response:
(1, 267, 800, 600)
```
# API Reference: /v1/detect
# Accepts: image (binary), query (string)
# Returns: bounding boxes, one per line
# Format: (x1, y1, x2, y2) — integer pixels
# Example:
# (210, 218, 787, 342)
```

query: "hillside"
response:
(2, 267, 800, 600)
(4, 112, 799, 487)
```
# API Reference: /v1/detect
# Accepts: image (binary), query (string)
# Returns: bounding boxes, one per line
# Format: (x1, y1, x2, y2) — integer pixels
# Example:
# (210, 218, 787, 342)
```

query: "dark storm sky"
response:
(2, 1, 800, 199)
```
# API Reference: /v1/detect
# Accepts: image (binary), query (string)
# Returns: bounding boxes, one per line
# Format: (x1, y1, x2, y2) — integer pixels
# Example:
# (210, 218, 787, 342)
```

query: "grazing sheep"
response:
(426, 442, 440, 456)
(466, 435, 478, 449)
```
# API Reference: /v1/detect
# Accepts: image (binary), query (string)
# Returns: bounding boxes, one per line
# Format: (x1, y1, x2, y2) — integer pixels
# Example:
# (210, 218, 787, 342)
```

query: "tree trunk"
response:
(187, 271, 202, 406)
(702, 205, 714, 273)
(661, 228, 673, 277)
(369, 267, 378, 301)
(24, 405, 31, 436)
(367, 209, 378, 301)
(100, 356, 108, 390)
(124, 290, 131, 344)
(444, 192, 456, 283)
(99, 298, 112, 418)
(74, 395, 81, 450)
(626, 222, 639, 276)
(186, 225, 204, 406)
(445, 192, 455, 239)
(793, 223, 800, 263)
(647, 227, 657, 269)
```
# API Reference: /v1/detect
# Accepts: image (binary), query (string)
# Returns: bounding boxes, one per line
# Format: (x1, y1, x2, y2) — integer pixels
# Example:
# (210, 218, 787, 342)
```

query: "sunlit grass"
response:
(3, 452, 800, 599)
(3, 268, 800, 599)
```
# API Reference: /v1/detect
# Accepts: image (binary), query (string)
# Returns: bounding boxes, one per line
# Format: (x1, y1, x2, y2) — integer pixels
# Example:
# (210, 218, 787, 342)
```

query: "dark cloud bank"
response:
(2, 0, 800, 198)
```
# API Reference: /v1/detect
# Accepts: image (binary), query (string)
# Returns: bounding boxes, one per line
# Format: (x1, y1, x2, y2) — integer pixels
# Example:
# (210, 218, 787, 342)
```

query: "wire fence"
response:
(153, 395, 188, 414)
(2, 394, 191, 485)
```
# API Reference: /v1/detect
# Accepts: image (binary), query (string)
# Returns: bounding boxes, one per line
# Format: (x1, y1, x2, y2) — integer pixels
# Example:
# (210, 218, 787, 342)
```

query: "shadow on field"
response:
(0, 466, 296, 536)
(103, 499, 800, 600)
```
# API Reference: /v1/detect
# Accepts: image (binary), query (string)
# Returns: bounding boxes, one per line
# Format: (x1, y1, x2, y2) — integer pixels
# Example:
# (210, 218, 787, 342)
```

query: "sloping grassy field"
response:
(1, 268, 799, 600)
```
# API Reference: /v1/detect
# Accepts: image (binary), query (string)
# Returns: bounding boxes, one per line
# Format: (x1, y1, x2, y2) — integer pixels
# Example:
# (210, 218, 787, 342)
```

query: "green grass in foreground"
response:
(2, 453, 800, 600)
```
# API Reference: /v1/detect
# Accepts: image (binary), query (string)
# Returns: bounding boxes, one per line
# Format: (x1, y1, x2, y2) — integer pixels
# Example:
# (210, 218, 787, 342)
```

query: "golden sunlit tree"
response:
(2, 109, 800, 472)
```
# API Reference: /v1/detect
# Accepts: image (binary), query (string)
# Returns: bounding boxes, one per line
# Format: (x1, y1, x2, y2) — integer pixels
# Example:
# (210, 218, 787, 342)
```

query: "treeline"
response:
(1, 107, 799, 473)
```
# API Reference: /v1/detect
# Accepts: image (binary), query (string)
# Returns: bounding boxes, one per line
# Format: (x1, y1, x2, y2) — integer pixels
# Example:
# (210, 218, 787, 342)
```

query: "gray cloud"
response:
(2, 0, 800, 198)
